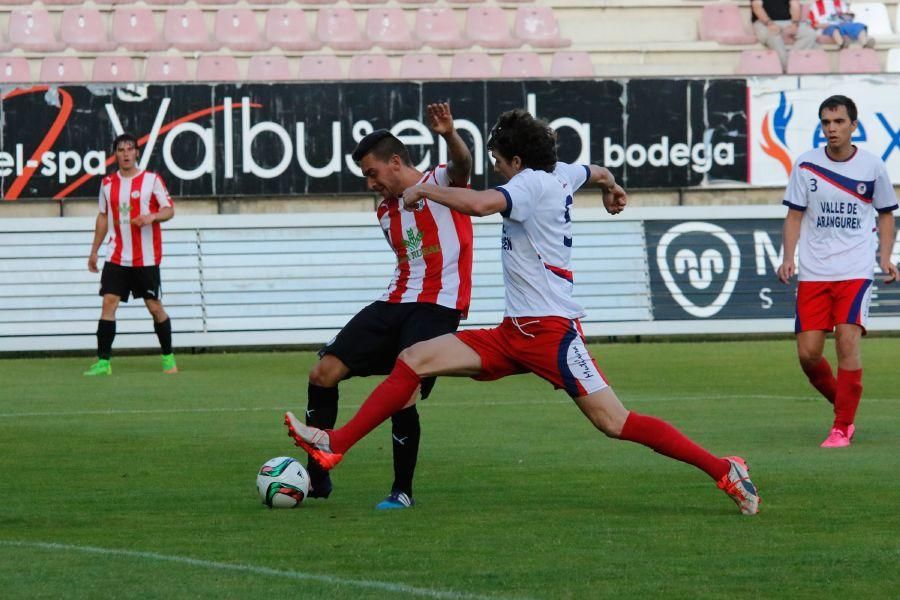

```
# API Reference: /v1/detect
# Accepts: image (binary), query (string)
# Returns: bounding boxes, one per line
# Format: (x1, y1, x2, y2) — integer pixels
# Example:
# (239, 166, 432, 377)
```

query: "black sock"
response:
(390, 405, 420, 497)
(97, 319, 115, 360)
(306, 384, 339, 481)
(154, 318, 172, 355)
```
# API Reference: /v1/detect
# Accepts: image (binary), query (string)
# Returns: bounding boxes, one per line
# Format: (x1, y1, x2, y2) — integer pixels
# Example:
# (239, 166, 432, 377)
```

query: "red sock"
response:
(802, 357, 837, 404)
(833, 368, 862, 433)
(619, 412, 730, 481)
(329, 360, 420, 454)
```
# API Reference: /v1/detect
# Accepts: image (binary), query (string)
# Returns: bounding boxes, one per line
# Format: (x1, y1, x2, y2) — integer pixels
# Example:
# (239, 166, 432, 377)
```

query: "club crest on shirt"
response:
(131, 191, 141, 199)
(856, 182, 867, 195)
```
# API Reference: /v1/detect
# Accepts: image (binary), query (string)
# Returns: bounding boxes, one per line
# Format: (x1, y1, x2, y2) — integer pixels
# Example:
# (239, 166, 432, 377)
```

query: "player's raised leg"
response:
(574, 387, 760, 515)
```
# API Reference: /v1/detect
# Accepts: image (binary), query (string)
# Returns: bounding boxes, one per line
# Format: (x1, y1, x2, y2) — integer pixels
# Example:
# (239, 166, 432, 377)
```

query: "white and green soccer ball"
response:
(256, 457, 309, 508)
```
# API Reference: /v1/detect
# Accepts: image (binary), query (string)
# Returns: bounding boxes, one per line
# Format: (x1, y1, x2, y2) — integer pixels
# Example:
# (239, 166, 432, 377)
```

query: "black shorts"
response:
(320, 301, 462, 399)
(100, 262, 162, 302)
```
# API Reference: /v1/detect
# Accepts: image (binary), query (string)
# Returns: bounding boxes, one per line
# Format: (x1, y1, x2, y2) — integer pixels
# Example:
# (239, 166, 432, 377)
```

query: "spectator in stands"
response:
(85, 133, 177, 377)
(751, 0, 817, 69)
(808, 1, 875, 49)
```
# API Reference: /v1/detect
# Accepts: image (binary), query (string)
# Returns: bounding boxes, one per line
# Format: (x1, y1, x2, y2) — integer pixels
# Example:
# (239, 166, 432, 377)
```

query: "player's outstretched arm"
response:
(586, 165, 627, 215)
(131, 206, 174, 227)
(403, 183, 506, 217)
(877, 211, 898, 284)
(777, 209, 803, 283)
(88, 212, 108, 273)
(426, 102, 472, 187)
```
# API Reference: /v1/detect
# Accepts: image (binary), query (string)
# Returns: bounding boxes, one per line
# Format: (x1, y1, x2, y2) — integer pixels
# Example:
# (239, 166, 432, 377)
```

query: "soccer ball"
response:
(256, 456, 309, 508)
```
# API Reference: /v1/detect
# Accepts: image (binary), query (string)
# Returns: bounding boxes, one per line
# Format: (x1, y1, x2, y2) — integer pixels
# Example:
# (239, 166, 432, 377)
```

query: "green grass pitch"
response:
(1, 339, 898, 599)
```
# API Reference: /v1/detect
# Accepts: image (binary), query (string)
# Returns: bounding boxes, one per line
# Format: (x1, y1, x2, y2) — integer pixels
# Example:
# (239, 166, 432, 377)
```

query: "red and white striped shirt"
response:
(808, 0, 846, 28)
(376, 165, 473, 316)
(99, 170, 173, 267)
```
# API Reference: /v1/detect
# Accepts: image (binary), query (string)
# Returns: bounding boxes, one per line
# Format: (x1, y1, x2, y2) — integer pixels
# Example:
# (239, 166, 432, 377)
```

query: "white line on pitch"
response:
(0, 540, 519, 600)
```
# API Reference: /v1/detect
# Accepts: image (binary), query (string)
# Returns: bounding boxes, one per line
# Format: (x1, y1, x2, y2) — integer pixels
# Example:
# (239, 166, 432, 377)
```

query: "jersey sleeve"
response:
(496, 171, 539, 222)
(872, 161, 898, 213)
(431, 165, 452, 188)
(98, 181, 108, 214)
(782, 161, 808, 211)
(152, 175, 173, 208)
(555, 162, 591, 193)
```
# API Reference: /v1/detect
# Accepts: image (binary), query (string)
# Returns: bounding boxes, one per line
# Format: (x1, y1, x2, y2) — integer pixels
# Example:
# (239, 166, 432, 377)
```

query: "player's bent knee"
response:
(309, 357, 346, 388)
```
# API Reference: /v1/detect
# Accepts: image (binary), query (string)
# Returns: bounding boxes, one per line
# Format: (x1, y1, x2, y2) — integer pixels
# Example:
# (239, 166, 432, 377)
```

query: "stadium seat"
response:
(265, 9, 321, 51)
(0, 57, 31, 83)
(849, 3, 895, 38)
(399, 53, 445, 79)
(349, 0, 383, 4)
(447, 0, 484, 4)
(699, 2, 757, 44)
(549, 51, 594, 77)
(145, 55, 191, 81)
(247, 55, 293, 80)
(9, 8, 65, 52)
(112, 7, 167, 52)
(39, 57, 85, 83)
(297, 55, 343, 80)
(786, 49, 830, 74)
(60, 7, 117, 52)
(92, 56, 138, 82)
(366, 8, 422, 50)
(465, 7, 520, 49)
(43, 0, 82, 5)
(499, 51, 544, 77)
(348, 54, 394, 80)
(414, 8, 469, 49)
(737, 49, 783, 74)
(398, 0, 436, 4)
(164, 9, 219, 52)
(514, 6, 570, 48)
(838, 47, 881, 72)
(196, 55, 241, 82)
(316, 8, 372, 51)
(449, 52, 495, 78)
(196, 0, 235, 5)
(215, 9, 270, 51)
(887, 48, 900, 72)
(247, 0, 288, 4)
(145, 0, 183, 5)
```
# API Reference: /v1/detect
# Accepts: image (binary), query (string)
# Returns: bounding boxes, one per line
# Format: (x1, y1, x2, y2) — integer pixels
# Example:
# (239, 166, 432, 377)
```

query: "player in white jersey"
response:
(300, 103, 474, 508)
(85, 133, 177, 377)
(777, 95, 898, 448)
(285, 110, 761, 516)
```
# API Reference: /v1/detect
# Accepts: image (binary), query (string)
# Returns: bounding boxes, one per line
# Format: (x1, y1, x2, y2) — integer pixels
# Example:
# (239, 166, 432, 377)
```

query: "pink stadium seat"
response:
(366, 8, 421, 50)
(737, 49, 782, 74)
(164, 9, 219, 52)
(399, 53, 445, 79)
(348, 54, 394, 80)
(9, 8, 65, 52)
(414, 8, 469, 49)
(265, 9, 320, 51)
(112, 7, 166, 52)
(0, 57, 31, 83)
(145, 55, 191, 81)
(449, 52, 495, 78)
(60, 7, 117, 52)
(838, 48, 881, 73)
(514, 6, 570, 48)
(215, 9, 270, 51)
(786, 49, 830, 74)
(699, 2, 757, 44)
(499, 51, 544, 77)
(93, 56, 138, 82)
(247, 55, 294, 80)
(465, 7, 519, 49)
(39, 57, 85, 83)
(549, 52, 594, 77)
(297, 55, 343, 80)
(196, 55, 241, 81)
(316, 8, 371, 51)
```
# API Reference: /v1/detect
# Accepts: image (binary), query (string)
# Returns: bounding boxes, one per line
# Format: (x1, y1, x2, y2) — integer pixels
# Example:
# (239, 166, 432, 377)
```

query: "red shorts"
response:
(455, 316, 609, 398)
(795, 279, 872, 334)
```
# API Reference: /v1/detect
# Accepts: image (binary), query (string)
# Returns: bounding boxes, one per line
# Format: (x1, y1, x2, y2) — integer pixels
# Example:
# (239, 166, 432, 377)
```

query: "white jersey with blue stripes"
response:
(784, 146, 898, 281)
(495, 162, 590, 318)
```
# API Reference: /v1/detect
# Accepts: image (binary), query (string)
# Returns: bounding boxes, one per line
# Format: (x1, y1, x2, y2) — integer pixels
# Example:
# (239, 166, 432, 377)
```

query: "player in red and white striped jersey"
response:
(85, 132, 177, 377)
(301, 103, 474, 509)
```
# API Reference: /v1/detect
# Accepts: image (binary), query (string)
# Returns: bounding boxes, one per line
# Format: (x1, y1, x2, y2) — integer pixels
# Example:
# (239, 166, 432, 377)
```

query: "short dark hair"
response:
(819, 95, 858, 122)
(486, 109, 557, 173)
(351, 129, 411, 165)
(112, 132, 138, 154)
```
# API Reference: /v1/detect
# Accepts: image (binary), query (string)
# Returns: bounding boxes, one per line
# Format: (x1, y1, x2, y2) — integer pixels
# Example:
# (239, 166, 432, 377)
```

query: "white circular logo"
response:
(856, 183, 867, 195)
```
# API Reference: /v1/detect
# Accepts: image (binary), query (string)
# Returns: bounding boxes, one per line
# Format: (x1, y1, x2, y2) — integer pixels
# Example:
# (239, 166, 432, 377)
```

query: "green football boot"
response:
(83, 359, 111, 376)
(161, 354, 178, 374)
